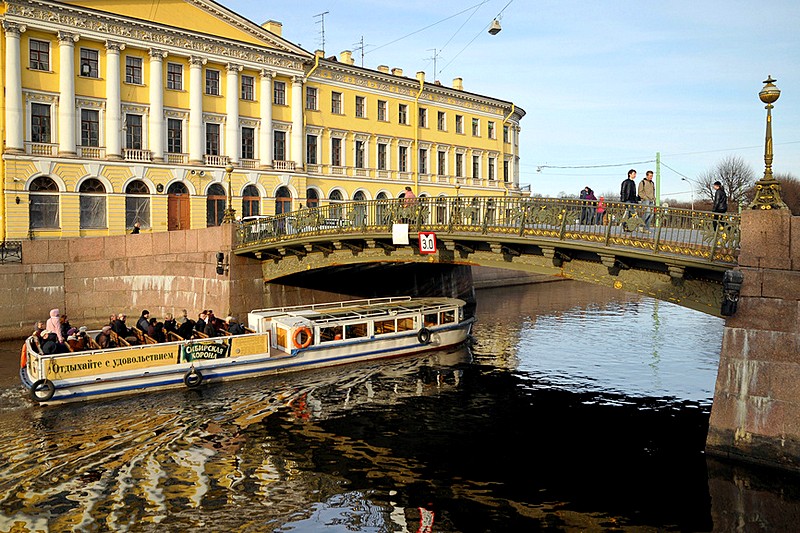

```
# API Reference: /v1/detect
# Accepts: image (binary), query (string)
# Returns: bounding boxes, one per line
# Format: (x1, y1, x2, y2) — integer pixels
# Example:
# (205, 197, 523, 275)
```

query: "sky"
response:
(221, 0, 800, 203)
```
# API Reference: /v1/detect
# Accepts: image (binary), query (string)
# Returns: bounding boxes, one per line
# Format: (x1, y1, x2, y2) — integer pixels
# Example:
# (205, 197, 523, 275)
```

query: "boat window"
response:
(345, 323, 368, 339)
(440, 310, 456, 324)
(276, 327, 288, 348)
(424, 313, 438, 327)
(396, 317, 414, 332)
(320, 326, 343, 342)
(375, 319, 395, 334)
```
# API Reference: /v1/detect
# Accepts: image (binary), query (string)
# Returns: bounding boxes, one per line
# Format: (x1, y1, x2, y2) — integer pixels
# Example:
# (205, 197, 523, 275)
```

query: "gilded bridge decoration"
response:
(235, 197, 741, 316)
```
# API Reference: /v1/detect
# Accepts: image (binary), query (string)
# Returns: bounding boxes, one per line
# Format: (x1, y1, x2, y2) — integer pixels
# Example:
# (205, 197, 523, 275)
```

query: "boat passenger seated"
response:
(95, 326, 117, 349)
(177, 319, 196, 340)
(226, 316, 245, 335)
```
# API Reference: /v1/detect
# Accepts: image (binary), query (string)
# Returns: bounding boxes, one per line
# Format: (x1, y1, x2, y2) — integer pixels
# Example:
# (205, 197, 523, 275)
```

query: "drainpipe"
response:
(502, 104, 515, 193)
(413, 78, 424, 194)
(299, 53, 320, 209)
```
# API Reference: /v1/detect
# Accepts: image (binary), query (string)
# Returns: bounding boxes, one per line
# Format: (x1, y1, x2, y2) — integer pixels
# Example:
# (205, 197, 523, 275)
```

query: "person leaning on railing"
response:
(712, 181, 728, 229)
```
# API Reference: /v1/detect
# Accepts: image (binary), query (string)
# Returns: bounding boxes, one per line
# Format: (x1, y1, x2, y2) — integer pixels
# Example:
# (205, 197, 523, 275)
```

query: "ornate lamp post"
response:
(222, 163, 236, 223)
(750, 75, 787, 209)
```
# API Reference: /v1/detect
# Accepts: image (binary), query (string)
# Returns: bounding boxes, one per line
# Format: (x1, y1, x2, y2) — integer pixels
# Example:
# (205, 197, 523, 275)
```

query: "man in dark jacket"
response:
(620, 169, 639, 231)
(712, 181, 728, 229)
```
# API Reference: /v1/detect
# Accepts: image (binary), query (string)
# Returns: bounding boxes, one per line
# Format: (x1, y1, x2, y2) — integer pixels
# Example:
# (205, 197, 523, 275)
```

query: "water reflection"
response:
(0, 281, 799, 531)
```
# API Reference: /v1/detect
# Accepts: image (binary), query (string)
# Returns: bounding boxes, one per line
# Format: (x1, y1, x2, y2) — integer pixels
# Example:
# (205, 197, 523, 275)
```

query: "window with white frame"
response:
(30, 39, 50, 71)
(419, 107, 428, 128)
(31, 103, 52, 143)
(488, 157, 496, 180)
(29, 176, 59, 229)
(471, 117, 480, 136)
(206, 69, 220, 95)
(167, 63, 183, 90)
(355, 140, 365, 168)
(241, 75, 255, 100)
(167, 118, 182, 153)
(79, 178, 107, 229)
(377, 143, 387, 170)
(331, 137, 342, 166)
(472, 155, 480, 178)
(488, 121, 496, 139)
(79, 48, 99, 78)
(274, 80, 286, 105)
(455, 114, 464, 134)
(205, 123, 220, 155)
(125, 56, 143, 84)
(241, 127, 255, 160)
(455, 153, 463, 178)
(418, 148, 428, 174)
(503, 125, 510, 143)
(398, 104, 408, 125)
(80, 109, 100, 147)
(125, 114, 143, 150)
(306, 134, 318, 164)
(331, 92, 342, 114)
(437, 151, 446, 176)
(398, 146, 408, 172)
(306, 86, 318, 110)
(125, 180, 150, 230)
(274, 130, 286, 161)
(437, 111, 446, 131)
(355, 95, 365, 118)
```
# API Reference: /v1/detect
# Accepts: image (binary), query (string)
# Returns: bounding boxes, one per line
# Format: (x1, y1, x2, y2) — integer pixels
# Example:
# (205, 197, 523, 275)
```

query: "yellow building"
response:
(0, 0, 525, 240)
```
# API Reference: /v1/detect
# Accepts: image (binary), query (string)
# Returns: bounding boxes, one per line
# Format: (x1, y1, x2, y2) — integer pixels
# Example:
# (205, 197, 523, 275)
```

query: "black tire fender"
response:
(417, 327, 432, 345)
(183, 369, 203, 388)
(30, 379, 55, 402)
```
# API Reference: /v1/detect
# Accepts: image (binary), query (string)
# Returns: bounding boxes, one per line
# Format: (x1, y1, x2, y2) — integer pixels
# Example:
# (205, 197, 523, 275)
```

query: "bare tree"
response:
(696, 155, 757, 209)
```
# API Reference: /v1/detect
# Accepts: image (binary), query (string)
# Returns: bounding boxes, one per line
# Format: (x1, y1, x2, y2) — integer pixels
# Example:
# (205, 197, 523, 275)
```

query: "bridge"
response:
(234, 196, 741, 317)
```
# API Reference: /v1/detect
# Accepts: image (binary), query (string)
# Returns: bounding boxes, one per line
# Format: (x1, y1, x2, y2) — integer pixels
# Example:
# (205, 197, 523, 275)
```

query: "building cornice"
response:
(6, 0, 309, 73)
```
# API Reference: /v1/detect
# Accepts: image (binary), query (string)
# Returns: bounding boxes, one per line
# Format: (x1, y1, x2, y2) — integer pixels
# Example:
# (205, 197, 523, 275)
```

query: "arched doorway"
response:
(167, 182, 190, 231)
(207, 183, 226, 227)
(242, 185, 260, 218)
(275, 186, 292, 215)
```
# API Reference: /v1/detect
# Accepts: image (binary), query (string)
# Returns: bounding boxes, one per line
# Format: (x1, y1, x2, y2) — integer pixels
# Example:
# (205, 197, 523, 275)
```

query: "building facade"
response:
(0, 0, 525, 240)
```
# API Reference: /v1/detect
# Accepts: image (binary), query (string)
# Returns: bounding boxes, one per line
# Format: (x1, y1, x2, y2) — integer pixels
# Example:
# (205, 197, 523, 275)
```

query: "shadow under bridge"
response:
(234, 196, 741, 317)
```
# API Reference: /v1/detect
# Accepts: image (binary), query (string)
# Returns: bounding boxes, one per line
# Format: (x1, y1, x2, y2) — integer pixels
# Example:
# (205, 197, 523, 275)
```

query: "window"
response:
(167, 118, 182, 153)
(81, 109, 100, 147)
(472, 155, 480, 178)
(206, 183, 226, 227)
(488, 157, 495, 180)
(241, 75, 255, 100)
(331, 138, 342, 166)
(472, 118, 480, 136)
(242, 185, 260, 218)
(398, 104, 408, 124)
(273, 80, 286, 105)
(29, 176, 59, 229)
(437, 111, 446, 131)
(504, 160, 510, 182)
(167, 63, 183, 90)
(241, 127, 255, 160)
(488, 121, 496, 139)
(377, 100, 387, 121)
(355, 140, 365, 169)
(503, 125, 510, 143)
(345, 323, 368, 339)
(31, 103, 51, 143)
(331, 91, 342, 114)
(125, 114, 143, 150)
(437, 151, 446, 176)
(306, 86, 318, 110)
(329, 189, 343, 219)
(79, 178, 107, 229)
(306, 188, 319, 208)
(125, 56, 143, 84)
(274, 130, 286, 161)
(418, 148, 427, 174)
(398, 146, 408, 172)
(206, 69, 220, 95)
(419, 107, 427, 128)
(455, 115, 464, 134)
(455, 153, 463, 178)
(79, 49, 99, 78)
(377, 143, 387, 170)
(306, 134, 318, 164)
(125, 180, 150, 230)
(355, 95, 365, 118)
(205, 123, 220, 155)
(275, 186, 292, 215)
(30, 39, 50, 71)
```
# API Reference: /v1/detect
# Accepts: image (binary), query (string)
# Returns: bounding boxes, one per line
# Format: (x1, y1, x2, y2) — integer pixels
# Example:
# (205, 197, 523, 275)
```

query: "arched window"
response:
(353, 191, 366, 201)
(242, 185, 260, 218)
(329, 189, 343, 219)
(375, 192, 389, 223)
(306, 188, 319, 208)
(29, 177, 60, 229)
(275, 186, 292, 215)
(125, 180, 150, 229)
(352, 191, 367, 225)
(79, 178, 107, 229)
(207, 183, 226, 226)
(167, 182, 188, 195)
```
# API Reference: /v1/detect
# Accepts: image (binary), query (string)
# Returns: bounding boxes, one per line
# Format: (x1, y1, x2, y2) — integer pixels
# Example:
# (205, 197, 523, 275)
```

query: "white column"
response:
(105, 41, 124, 159)
(290, 75, 303, 169)
(3, 22, 25, 152)
(259, 69, 273, 168)
(149, 48, 166, 162)
(225, 63, 241, 165)
(188, 55, 206, 165)
(58, 31, 78, 156)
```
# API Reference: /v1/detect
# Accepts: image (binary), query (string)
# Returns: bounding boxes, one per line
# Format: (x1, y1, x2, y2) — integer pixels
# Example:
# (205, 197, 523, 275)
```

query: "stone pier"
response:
(707, 208, 800, 470)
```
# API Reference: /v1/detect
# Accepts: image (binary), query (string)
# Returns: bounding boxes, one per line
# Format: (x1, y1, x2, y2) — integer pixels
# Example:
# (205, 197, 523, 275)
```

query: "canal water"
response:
(2, 280, 800, 532)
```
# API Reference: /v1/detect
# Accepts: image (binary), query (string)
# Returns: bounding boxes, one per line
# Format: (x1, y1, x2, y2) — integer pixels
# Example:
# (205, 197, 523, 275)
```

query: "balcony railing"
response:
(376, 170, 390, 179)
(355, 168, 368, 177)
(240, 158, 259, 169)
(78, 146, 106, 159)
(25, 142, 58, 157)
(166, 153, 189, 165)
(331, 166, 344, 175)
(205, 154, 230, 167)
(273, 160, 296, 171)
(124, 148, 152, 162)
(306, 164, 321, 174)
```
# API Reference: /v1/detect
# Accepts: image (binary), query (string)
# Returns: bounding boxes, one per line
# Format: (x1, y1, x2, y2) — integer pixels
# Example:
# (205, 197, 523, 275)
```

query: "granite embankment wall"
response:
(0, 226, 263, 340)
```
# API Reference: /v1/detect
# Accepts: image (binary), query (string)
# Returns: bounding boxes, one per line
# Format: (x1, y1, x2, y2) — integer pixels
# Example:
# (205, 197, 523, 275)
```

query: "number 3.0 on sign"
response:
(418, 232, 437, 254)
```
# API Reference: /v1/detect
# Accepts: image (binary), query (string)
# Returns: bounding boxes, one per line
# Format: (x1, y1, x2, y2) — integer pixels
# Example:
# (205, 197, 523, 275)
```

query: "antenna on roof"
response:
(426, 48, 441, 80)
(353, 36, 370, 68)
(314, 11, 330, 54)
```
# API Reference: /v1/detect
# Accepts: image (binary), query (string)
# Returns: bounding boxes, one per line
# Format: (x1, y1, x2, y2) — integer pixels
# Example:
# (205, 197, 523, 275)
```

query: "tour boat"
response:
(20, 297, 473, 405)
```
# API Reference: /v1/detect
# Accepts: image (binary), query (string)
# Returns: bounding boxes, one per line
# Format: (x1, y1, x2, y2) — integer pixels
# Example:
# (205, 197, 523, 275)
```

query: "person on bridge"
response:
(637, 170, 656, 233)
(619, 169, 639, 231)
(712, 181, 728, 229)
(402, 186, 416, 206)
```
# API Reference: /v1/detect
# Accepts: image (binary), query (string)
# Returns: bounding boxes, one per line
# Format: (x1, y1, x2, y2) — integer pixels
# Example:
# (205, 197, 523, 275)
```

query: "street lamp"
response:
(681, 177, 696, 210)
(222, 163, 236, 223)
(750, 75, 787, 209)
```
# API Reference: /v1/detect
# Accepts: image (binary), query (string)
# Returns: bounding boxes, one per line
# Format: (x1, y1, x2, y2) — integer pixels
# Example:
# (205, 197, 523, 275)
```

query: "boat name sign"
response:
(181, 340, 231, 362)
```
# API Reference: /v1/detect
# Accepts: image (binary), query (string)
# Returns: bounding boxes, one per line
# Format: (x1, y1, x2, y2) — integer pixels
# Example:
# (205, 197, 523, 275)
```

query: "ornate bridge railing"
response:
(235, 197, 740, 265)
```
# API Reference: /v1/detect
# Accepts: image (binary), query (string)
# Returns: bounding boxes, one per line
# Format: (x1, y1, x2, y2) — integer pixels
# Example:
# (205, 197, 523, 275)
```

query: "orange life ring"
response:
(20, 344, 27, 369)
(293, 327, 313, 349)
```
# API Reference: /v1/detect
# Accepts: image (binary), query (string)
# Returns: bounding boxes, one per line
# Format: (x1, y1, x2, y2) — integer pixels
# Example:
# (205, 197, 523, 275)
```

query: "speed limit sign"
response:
(418, 232, 437, 254)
